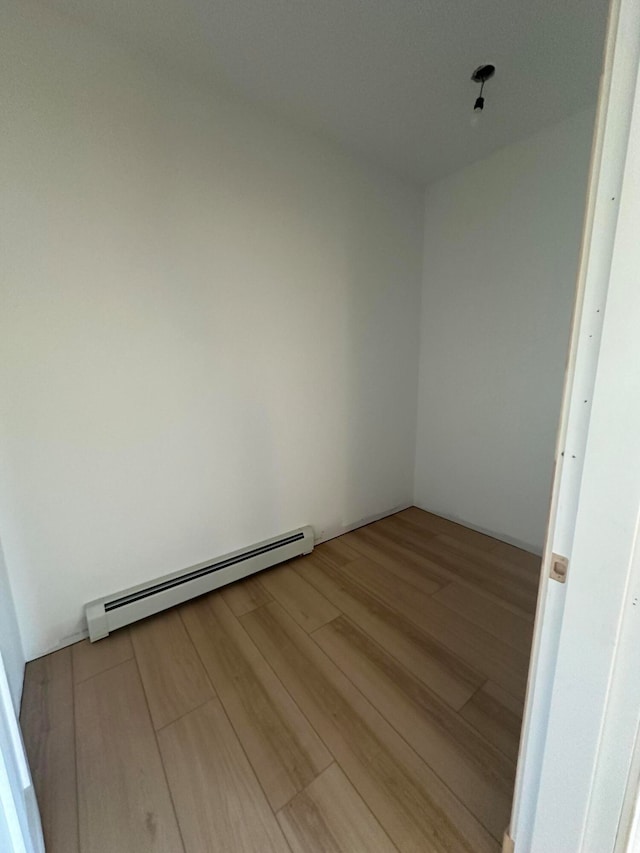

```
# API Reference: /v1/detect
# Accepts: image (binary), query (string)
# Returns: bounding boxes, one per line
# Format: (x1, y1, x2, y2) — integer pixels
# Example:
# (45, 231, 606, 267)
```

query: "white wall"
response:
(0, 543, 24, 713)
(414, 110, 595, 552)
(0, 0, 424, 660)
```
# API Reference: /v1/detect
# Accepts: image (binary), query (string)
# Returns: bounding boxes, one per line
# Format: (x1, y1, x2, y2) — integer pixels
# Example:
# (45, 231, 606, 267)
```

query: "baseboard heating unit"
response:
(85, 525, 314, 642)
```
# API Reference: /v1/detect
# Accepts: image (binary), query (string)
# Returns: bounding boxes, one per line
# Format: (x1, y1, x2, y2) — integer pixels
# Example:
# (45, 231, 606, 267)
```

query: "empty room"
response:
(4, 0, 640, 852)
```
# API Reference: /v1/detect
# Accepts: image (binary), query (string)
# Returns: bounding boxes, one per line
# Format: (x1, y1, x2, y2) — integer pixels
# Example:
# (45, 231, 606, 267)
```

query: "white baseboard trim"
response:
(34, 628, 89, 661)
(412, 501, 542, 556)
(313, 502, 413, 546)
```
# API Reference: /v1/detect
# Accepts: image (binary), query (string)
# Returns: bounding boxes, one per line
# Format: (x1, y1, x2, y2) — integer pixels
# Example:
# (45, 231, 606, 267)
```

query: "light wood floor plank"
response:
(131, 609, 214, 730)
(75, 659, 183, 853)
(158, 700, 289, 853)
(221, 574, 273, 616)
(461, 681, 525, 762)
(356, 516, 536, 618)
(181, 592, 332, 811)
(312, 538, 362, 569)
(298, 556, 483, 709)
(409, 534, 538, 613)
(380, 514, 538, 608)
(489, 539, 542, 573)
(20, 648, 79, 853)
(259, 561, 339, 632)
(278, 763, 398, 853)
(242, 601, 499, 853)
(435, 534, 540, 592)
(343, 525, 450, 593)
(395, 507, 496, 551)
(338, 558, 529, 701)
(433, 582, 535, 654)
(314, 615, 515, 840)
(72, 629, 133, 683)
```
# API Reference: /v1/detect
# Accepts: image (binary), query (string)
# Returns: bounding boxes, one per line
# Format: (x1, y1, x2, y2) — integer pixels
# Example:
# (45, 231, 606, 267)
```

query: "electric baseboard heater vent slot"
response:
(85, 525, 314, 642)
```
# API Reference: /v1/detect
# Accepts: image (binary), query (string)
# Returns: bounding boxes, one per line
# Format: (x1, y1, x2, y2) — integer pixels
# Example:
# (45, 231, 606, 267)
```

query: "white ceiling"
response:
(46, 0, 608, 184)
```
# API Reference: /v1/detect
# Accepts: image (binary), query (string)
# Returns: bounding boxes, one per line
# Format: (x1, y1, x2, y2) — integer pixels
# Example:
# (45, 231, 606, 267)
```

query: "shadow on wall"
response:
(343, 180, 422, 527)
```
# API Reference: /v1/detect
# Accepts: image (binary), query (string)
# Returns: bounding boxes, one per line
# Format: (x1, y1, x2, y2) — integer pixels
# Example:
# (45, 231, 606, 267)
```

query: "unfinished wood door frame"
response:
(509, 0, 640, 848)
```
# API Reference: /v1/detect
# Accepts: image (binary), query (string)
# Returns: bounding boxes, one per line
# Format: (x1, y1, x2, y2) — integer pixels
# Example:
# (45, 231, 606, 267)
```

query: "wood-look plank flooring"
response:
(20, 507, 539, 852)
(278, 763, 397, 853)
(19, 648, 79, 853)
(75, 659, 183, 853)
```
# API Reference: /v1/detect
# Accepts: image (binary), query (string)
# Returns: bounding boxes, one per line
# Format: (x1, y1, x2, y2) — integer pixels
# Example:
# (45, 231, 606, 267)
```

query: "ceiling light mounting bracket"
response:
(471, 63, 495, 114)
